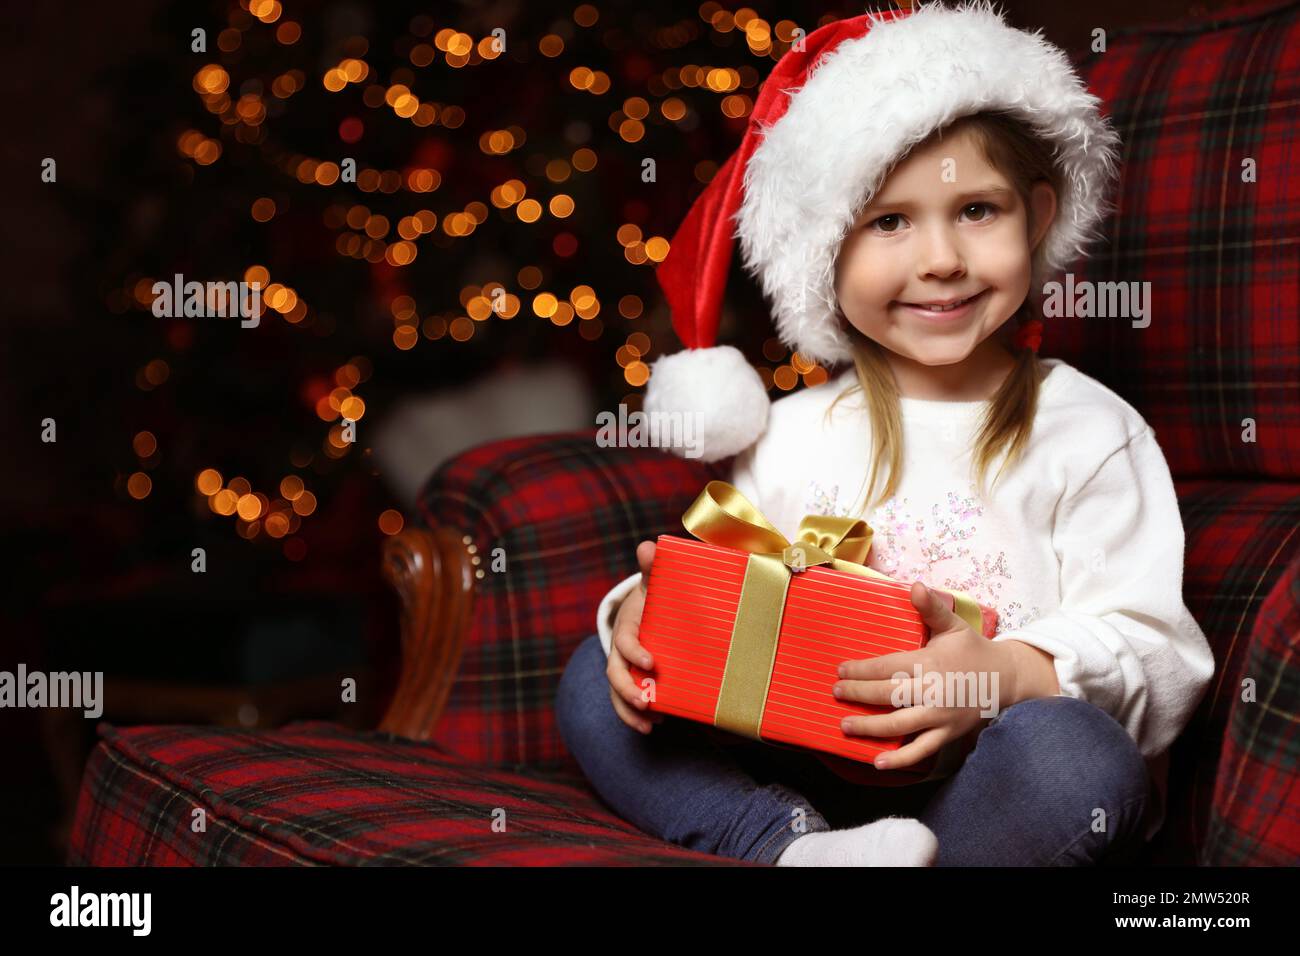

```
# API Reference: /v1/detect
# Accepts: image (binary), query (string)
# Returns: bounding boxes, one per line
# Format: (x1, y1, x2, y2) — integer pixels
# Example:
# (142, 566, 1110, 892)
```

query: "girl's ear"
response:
(1027, 181, 1058, 253)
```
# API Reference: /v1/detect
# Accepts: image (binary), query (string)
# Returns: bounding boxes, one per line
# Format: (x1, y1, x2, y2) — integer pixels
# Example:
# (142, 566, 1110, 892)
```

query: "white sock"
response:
(775, 816, 938, 867)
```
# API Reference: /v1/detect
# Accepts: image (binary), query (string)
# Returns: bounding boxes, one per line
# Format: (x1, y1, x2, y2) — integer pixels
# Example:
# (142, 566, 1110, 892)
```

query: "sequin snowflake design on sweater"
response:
(803, 479, 1042, 634)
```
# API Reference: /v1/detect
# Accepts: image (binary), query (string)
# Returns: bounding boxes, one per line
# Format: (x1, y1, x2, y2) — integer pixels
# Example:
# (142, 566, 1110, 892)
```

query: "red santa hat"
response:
(646, 0, 1121, 462)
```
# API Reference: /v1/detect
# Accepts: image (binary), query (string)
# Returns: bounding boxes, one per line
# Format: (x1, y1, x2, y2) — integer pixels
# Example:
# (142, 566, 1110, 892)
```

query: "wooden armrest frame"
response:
(378, 525, 480, 740)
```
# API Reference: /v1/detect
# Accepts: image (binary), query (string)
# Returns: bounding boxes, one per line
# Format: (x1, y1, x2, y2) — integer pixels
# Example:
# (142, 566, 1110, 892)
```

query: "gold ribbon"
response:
(681, 480, 986, 741)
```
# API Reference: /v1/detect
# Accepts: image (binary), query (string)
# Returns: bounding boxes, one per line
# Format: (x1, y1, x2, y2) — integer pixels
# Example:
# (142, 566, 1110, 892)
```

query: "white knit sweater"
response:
(595, 358, 1215, 842)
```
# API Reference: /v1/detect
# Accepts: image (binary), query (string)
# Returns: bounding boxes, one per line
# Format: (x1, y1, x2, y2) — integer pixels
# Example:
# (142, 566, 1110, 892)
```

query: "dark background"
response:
(1, 0, 1265, 863)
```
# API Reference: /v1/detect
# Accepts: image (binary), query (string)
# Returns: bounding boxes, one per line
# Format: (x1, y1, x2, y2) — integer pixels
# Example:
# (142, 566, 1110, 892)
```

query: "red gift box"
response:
(629, 531, 1000, 778)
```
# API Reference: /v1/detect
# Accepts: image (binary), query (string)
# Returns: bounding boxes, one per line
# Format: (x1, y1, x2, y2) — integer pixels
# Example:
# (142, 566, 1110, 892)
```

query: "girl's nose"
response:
(916, 226, 966, 280)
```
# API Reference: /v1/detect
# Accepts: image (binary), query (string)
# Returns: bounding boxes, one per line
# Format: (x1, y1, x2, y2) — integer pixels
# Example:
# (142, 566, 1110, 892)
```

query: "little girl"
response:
(556, 1, 1215, 866)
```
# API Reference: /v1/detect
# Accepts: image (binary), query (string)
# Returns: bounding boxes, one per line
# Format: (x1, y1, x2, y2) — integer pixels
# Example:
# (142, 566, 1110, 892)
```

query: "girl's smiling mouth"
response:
(896, 289, 989, 320)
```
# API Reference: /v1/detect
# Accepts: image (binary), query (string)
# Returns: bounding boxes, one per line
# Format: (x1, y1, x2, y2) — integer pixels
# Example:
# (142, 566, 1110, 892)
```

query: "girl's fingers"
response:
(615, 629, 654, 671)
(835, 677, 917, 707)
(636, 541, 656, 578)
(840, 701, 938, 739)
(606, 542, 660, 735)
(874, 727, 949, 771)
(610, 687, 655, 733)
(607, 646, 652, 710)
(613, 599, 654, 669)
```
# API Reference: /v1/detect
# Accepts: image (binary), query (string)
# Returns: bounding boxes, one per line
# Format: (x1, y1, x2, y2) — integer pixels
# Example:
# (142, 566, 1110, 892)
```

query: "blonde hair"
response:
(825, 110, 1062, 517)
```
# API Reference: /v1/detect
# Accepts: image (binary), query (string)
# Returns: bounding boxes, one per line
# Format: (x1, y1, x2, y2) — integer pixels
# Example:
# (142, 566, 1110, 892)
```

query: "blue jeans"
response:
(556, 633, 1152, 865)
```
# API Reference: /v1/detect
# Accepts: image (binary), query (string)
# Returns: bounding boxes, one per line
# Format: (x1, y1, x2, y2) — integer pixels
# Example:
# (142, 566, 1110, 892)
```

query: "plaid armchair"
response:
(70, 2, 1299, 866)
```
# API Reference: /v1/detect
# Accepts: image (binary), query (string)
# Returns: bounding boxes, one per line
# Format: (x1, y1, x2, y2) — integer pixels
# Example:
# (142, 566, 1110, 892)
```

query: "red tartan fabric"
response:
(1203, 551, 1300, 864)
(1142, 479, 1300, 863)
(67, 720, 746, 866)
(1055, 0, 1300, 481)
(1058, 2, 1300, 862)
(414, 432, 720, 775)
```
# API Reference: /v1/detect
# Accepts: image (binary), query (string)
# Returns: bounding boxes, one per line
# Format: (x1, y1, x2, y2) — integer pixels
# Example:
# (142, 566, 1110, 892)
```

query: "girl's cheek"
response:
(986, 218, 1033, 256)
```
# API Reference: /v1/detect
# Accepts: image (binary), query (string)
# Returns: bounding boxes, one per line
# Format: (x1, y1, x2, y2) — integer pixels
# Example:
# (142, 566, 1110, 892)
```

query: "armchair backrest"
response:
(1052, 0, 1300, 481)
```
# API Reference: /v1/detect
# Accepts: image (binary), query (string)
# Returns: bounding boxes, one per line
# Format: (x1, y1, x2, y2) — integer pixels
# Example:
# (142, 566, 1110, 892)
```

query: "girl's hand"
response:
(833, 581, 1016, 770)
(606, 540, 666, 734)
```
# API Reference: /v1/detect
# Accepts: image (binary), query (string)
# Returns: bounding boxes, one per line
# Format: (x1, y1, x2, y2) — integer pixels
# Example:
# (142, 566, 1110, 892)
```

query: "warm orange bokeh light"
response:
(196, 468, 223, 496)
(624, 361, 649, 387)
(127, 473, 152, 499)
(280, 475, 304, 500)
(132, 431, 157, 458)
(209, 489, 239, 516)
(378, 509, 404, 535)
(236, 493, 264, 521)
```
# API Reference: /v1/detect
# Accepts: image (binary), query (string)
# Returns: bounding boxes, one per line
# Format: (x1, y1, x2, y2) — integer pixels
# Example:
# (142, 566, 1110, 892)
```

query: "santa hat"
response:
(645, 0, 1121, 462)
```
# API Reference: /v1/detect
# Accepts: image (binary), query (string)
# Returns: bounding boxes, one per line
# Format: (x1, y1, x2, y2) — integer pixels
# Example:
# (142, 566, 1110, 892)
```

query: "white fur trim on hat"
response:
(643, 345, 769, 463)
(734, 0, 1122, 367)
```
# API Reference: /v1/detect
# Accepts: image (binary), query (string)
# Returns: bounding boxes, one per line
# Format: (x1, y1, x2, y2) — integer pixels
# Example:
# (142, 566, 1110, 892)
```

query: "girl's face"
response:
(833, 126, 1057, 398)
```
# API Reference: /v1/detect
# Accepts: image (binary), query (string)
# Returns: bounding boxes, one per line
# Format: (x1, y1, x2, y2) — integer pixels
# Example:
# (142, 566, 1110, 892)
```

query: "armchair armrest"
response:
(379, 429, 722, 770)
(1202, 550, 1300, 865)
(379, 525, 477, 741)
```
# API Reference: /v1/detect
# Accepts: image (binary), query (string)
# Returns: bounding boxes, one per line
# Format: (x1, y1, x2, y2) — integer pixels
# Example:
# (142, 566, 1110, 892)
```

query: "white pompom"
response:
(643, 345, 769, 463)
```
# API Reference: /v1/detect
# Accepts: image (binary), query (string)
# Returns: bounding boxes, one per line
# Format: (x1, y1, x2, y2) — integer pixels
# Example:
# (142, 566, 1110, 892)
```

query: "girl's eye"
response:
(868, 203, 996, 233)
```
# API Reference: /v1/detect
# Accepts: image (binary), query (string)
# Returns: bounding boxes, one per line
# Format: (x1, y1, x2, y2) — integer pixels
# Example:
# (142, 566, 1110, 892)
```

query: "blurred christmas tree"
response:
(62, 0, 858, 588)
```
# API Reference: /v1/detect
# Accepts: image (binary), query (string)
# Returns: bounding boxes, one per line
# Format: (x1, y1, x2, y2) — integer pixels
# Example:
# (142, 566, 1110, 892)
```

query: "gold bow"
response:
(680, 480, 985, 741)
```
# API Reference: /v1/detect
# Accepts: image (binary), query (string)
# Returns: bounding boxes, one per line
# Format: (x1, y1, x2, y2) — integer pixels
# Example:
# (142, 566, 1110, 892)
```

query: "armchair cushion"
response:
(67, 719, 744, 866)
